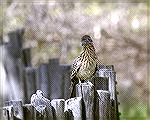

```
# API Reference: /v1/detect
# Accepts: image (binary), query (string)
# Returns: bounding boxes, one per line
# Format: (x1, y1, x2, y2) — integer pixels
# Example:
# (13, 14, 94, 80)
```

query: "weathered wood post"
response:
(4, 29, 24, 100)
(3, 105, 14, 120)
(0, 107, 3, 120)
(23, 104, 36, 120)
(97, 90, 110, 120)
(6, 28, 24, 59)
(92, 77, 109, 91)
(76, 82, 95, 120)
(18, 48, 32, 104)
(48, 59, 62, 99)
(36, 63, 50, 98)
(5, 100, 24, 119)
(65, 97, 84, 120)
(30, 90, 54, 120)
(97, 65, 120, 120)
(25, 67, 36, 103)
(17, 58, 27, 104)
(60, 64, 71, 99)
(51, 99, 65, 120)
(21, 48, 31, 67)
(92, 76, 109, 120)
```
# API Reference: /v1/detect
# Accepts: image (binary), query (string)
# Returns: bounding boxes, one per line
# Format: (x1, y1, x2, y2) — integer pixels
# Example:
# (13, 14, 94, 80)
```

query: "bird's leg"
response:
(79, 79, 81, 84)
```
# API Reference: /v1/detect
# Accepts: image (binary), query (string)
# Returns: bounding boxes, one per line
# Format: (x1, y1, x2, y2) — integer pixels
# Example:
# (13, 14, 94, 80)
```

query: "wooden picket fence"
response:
(0, 29, 120, 120)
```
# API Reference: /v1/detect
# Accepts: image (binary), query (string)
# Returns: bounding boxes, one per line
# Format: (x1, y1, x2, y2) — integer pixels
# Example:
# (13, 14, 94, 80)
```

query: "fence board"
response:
(4, 29, 24, 100)
(97, 90, 110, 120)
(48, 59, 62, 99)
(5, 100, 24, 120)
(51, 99, 65, 120)
(92, 77, 109, 91)
(23, 104, 36, 120)
(21, 48, 31, 67)
(65, 97, 84, 120)
(7, 29, 24, 58)
(76, 82, 95, 120)
(60, 64, 71, 99)
(36, 63, 49, 98)
(25, 67, 36, 103)
(30, 90, 54, 120)
(0, 108, 3, 120)
(3, 106, 14, 120)
(17, 58, 27, 104)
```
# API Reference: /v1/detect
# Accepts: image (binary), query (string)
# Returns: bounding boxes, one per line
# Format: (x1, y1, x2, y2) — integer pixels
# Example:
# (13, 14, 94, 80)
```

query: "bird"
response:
(70, 35, 101, 98)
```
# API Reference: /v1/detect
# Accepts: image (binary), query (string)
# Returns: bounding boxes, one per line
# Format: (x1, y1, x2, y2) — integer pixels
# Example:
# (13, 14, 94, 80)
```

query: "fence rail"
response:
(1, 29, 120, 120)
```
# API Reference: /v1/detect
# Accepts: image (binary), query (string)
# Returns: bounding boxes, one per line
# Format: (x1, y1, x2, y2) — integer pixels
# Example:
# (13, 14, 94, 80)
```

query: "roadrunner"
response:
(70, 35, 100, 98)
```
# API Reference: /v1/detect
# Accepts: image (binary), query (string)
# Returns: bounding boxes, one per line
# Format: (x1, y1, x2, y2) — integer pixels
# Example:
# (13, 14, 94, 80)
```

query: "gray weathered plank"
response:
(25, 67, 36, 103)
(30, 90, 53, 119)
(5, 100, 24, 120)
(17, 58, 27, 104)
(3, 106, 14, 120)
(36, 63, 49, 98)
(92, 77, 109, 91)
(7, 28, 24, 58)
(60, 64, 71, 99)
(97, 65, 118, 120)
(65, 97, 84, 120)
(51, 99, 65, 120)
(97, 90, 110, 120)
(48, 59, 62, 99)
(23, 104, 36, 120)
(76, 82, 95, 120)
(0, 108, 2, 120)
(21, 48, 31, 67)
(4, 29, 24, 101)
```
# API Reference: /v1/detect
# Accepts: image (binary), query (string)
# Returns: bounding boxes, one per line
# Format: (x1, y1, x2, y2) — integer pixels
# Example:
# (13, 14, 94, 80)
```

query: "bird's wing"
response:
(70, 55, 82, 80)
(70, 55, 82, 98)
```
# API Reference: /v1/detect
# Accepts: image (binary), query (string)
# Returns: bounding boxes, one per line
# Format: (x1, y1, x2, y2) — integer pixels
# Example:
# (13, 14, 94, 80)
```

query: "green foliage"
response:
(120, 103, 148, 120)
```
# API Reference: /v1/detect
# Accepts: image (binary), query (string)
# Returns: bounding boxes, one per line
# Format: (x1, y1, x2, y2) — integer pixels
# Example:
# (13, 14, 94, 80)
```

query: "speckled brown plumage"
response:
(70, 35, 100, 98)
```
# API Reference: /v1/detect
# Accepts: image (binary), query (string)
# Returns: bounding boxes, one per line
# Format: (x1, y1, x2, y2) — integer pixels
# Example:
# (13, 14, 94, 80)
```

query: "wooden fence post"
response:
(97, 90, 110, 120)
(45, 102, 54, 120)
(5, 100, 24, 120)
(4, 29, 24, 101)
(23, 104, 36, 120)
(3, 106, 14, 120)
(21, 48, 31, 67)
(76, 82, 95, 120)
(91, 76, 109, 120)
(30, 90, 54, 120)
(17, 58, 28, 104)
(48, 59, 62, 99)
(36, 63, 49, 98)
(97, 65, 120, 120)
(51, 99, 65, 120)
(65, 97, 84, 120)
(32, 100, 53, 120)
(7, 28, 24, 58)
(0, 108, 2, 120)
(60, 65, 71, 99)
(92, 77, 109, 91)
(25, 67, 36, 103)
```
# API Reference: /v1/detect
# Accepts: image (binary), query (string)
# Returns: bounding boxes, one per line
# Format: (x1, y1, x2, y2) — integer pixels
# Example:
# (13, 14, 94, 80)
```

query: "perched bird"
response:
(70, 35, 100, 98)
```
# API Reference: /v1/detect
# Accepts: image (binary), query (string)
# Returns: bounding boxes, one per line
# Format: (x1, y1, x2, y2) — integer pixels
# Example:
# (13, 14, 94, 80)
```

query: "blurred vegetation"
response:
(0, 0, 150, 119)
